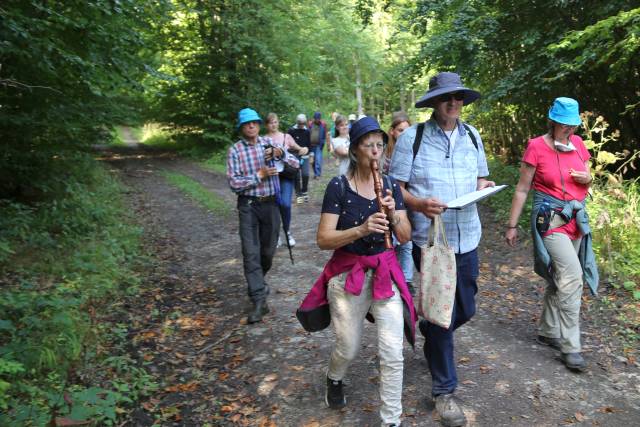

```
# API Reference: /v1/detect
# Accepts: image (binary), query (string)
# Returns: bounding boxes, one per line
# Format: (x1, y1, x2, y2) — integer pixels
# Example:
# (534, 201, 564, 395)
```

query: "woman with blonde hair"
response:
(331, 115, 351, 176)
(265, 112, 308, 246)
(383, 111, 414, 294)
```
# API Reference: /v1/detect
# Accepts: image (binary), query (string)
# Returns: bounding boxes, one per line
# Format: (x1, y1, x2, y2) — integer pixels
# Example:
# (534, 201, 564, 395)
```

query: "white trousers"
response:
(327, 271, 404, 426)
(540, 233, 584, 353)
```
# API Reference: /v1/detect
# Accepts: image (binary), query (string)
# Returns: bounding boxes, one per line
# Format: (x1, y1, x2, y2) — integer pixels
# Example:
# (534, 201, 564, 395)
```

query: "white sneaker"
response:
(288, 235, 296, 247)
(277, 236, 282, 248)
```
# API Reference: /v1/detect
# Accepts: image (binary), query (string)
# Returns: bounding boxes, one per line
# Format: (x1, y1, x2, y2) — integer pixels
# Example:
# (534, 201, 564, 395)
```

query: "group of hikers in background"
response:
(226, 71, 598, 427)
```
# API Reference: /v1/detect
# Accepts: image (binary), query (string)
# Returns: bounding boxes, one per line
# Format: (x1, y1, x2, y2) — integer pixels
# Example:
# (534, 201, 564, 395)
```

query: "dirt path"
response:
(100, 148, 640, 426)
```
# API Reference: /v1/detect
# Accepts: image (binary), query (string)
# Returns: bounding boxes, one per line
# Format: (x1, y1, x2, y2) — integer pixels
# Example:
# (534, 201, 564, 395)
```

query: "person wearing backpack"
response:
(388, 72, 495, 427)
(297, 116, 415, 427)
(308, 111, 330, 179)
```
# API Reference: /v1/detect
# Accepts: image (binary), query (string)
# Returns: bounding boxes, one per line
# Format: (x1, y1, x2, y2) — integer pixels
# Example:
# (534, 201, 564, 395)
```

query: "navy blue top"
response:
(321, 174, 405, 255)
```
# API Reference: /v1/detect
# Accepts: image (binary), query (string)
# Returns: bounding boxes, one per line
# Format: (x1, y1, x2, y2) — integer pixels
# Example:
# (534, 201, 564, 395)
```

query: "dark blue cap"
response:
(313, 111, 321, 119)
(349, 116, 388, 144)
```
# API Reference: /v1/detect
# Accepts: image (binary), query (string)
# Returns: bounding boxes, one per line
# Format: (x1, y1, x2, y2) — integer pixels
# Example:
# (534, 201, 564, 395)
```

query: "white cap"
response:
(348, 114, 356, 121)
(296, 113, 307, 123)
(357, 114, 366, 120)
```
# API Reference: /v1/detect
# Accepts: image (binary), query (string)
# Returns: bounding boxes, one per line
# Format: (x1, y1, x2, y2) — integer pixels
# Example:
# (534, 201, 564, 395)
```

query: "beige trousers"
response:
(540, 232, 584, 353)
(327, 271, 404, 426)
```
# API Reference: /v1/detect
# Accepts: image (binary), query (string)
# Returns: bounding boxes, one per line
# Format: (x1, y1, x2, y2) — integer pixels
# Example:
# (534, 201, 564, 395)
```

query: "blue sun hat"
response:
(237, 108, 262, 129)
(548, 97, 581, 126)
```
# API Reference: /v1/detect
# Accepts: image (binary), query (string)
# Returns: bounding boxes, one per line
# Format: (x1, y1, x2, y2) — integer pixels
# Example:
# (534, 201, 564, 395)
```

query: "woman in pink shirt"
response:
(505, 97, 594, 372)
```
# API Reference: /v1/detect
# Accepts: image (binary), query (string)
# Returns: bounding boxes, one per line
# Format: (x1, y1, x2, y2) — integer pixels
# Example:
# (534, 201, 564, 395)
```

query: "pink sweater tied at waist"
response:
(297, 248, 417, 346)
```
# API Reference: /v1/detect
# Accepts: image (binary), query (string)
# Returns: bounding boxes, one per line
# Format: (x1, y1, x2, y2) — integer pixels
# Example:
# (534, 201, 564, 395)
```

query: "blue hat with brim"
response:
(237, 108, 262, 129)
(548, 97, 581, 126)
(415, 72, 481, 108)
(349, 116, 388, 145)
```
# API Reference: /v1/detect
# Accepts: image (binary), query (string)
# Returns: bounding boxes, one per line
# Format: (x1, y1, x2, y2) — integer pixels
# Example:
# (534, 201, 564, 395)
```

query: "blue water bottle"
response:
(536, 201, 551, 234)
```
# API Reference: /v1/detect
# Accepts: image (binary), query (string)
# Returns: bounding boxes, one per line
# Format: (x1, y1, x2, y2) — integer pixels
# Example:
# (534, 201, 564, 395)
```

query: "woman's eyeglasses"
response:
(361, 142, 386, 150)
(437, 91, 465, 103)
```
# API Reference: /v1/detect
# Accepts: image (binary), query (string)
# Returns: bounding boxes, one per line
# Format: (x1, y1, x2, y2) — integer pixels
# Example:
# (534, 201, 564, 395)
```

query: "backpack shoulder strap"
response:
(383, 174, 392, 192)
(412, 122, 425, 160)
(463, 123, 478, 151)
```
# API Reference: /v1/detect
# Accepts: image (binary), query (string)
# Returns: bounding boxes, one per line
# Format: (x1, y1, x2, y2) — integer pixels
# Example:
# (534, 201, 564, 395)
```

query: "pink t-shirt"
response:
(522, 134, 591, 239)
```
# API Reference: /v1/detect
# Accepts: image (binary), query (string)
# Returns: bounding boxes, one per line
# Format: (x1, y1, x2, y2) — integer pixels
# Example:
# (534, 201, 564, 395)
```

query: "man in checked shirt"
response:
(227, 108, 296, 323)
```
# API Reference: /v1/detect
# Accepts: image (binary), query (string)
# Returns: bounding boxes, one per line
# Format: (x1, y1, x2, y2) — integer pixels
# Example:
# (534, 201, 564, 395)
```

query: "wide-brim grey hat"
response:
(415, 72, 481, 108)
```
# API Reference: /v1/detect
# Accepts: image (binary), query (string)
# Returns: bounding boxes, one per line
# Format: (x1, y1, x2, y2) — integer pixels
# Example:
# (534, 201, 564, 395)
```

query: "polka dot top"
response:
(321, 174, 405, 255)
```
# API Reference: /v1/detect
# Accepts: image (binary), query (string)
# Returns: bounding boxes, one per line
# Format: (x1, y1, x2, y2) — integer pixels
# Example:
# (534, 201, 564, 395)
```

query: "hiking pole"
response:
(267, 145, 294, 264)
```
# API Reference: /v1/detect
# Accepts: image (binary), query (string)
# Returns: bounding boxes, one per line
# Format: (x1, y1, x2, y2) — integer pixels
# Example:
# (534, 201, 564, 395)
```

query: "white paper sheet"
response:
(446, 185, 508, 209)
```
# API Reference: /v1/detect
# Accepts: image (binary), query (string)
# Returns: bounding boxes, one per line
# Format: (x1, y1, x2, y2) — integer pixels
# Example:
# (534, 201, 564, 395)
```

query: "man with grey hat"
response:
(389, 72, 495, 427)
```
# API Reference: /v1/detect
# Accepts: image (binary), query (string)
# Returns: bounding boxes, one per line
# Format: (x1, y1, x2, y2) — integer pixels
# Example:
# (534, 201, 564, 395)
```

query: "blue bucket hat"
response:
(237, 108, 262, 129)
(415, 72, 481, 108)
(548, 97, 581, 126)
(349, 116, 388, 145)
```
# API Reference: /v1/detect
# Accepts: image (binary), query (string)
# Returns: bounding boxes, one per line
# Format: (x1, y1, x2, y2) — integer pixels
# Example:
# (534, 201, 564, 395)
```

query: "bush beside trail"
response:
(0, 153, 156, 425)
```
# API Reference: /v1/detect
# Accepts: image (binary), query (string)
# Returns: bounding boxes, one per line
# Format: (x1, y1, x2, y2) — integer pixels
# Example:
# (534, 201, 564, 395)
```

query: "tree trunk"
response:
(354, 53, 364, 116)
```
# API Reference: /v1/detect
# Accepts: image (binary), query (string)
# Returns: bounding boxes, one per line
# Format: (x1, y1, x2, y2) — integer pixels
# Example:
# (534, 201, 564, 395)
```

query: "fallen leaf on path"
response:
(574, 412, 586, 422)
(302, 421, 320, 427)
(258, 374, 279, 396)
(164, 381, 199, 392)
(220, 405, 234, 413)
(263, 373, 278, 382)
(258, 416, 277, 427)
(458, 356, 470, 364)
(479, 365, 492, 374)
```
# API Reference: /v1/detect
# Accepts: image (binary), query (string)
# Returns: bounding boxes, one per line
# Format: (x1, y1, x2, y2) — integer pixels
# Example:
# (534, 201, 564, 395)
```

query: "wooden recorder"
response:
(370, 159, 393, 249)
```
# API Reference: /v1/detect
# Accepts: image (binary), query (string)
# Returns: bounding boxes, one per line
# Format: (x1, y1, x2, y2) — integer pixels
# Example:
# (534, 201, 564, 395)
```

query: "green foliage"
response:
(0, 0, 169, 198)
(144, 0, 388, 149)
(577, 112, 640, 288)
(384, 0, 640, 162)
(0, 155, 150, 424)
(484, 156, 531, 228)
(162, 170, 230, 215)
(201, 150, 228, 174)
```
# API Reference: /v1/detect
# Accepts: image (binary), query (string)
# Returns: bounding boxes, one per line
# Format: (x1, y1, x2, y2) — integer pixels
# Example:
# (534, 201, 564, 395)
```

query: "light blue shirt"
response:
(389, 118, 489, 253)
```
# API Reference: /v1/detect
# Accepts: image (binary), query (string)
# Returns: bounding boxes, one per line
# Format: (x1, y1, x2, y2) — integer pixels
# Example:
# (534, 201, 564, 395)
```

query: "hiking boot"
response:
(247, 300, 269, 324)
(561, 352, 586, 372)
(434, 393, 466, 427)
(536, 335, 561, 351)
(325, 376, 346, 409)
